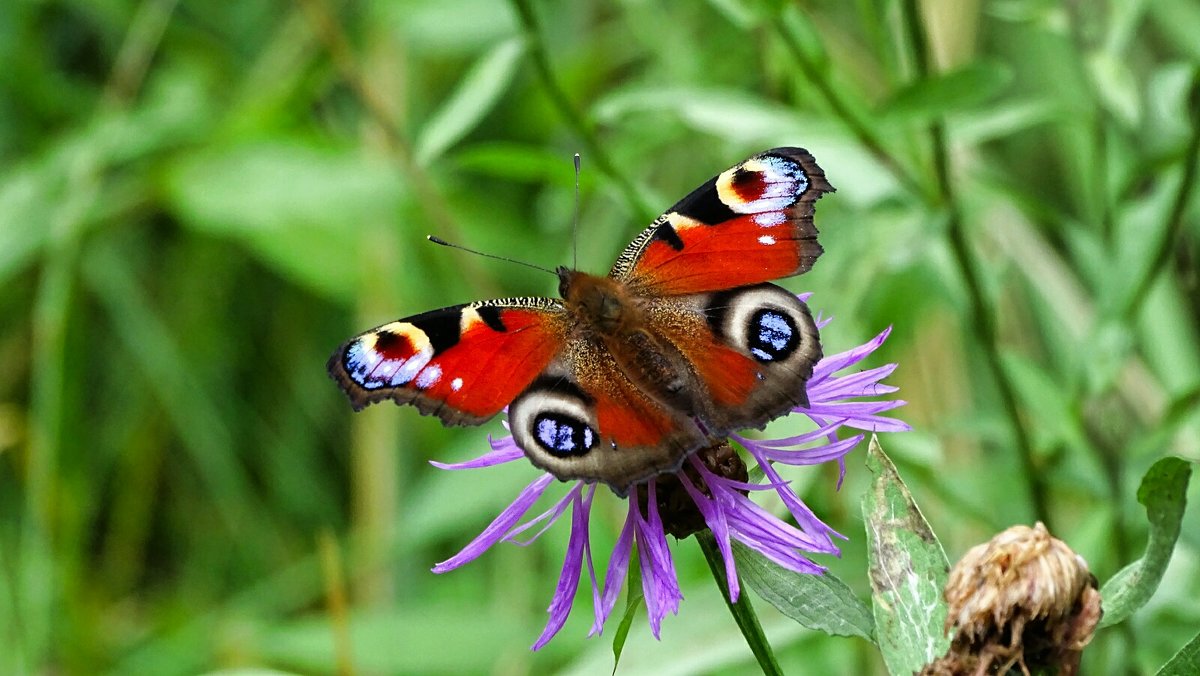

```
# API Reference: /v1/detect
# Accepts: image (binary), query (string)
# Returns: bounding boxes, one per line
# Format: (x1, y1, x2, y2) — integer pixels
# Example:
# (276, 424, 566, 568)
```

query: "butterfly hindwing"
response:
(328, 298, 567, 425)
(508, 341, 706, 495)
(611, 147, 833, 296)
(636, 283, 821, 435)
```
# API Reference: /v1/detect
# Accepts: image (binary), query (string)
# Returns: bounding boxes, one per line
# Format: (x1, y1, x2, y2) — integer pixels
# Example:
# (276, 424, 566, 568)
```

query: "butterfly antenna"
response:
(572, 153, 581, 270)
(426, 236, 556, 276)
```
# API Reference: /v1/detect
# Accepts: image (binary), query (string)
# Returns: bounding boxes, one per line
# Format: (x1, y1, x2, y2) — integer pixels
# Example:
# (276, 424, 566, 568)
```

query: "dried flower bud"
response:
(922, 522, 1102, 676)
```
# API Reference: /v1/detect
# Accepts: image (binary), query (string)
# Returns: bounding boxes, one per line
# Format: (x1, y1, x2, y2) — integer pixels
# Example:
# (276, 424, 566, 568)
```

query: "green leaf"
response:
(610, 593, 641, 673)
(414, 38, 525, 166)
(1088, 51, 1141, 127)
(164, 141, 405, 301)
(1100, 457, 1193, 627)
(862, 436, 950, 675)
(1156, 628, 1200, 676)
(612, 549, 643, 671)
(733, 541, 874, 641)
(882, 61, 1013, 121)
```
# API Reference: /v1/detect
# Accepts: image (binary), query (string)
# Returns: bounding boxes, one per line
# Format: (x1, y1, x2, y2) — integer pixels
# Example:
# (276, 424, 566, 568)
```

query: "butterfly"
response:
(328, 148, 834, 495)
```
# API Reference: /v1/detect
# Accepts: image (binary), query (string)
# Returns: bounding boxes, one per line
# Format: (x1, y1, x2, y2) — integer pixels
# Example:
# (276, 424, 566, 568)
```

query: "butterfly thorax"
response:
(557, 268, 692, 409)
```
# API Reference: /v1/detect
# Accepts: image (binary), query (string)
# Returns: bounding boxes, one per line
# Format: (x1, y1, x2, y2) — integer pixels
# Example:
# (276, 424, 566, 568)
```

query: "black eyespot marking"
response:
(705, 289, 737, 339)
(748, 308, 799, 363)
(476, 305, 507, 332)
(405, 306, 465, 353)
(532, 412, 596, 456)
(672, 176, 737, 225)
(652, 222, 685, 251)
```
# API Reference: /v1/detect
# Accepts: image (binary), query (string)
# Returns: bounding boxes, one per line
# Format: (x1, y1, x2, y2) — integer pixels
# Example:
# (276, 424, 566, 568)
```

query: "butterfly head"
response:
(557, 268, 636, 335)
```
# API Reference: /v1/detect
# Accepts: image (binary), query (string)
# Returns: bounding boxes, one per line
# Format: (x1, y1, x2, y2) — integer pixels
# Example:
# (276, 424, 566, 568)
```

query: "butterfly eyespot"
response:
(533, 412, 597, 456)
(705, 283, 818, 370)
(509, 377, 601, 468)
(748, 309, 799, 363)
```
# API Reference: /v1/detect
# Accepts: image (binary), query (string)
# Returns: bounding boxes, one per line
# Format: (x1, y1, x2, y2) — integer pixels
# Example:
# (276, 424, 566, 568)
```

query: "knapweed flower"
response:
(430, 298, 909, 649)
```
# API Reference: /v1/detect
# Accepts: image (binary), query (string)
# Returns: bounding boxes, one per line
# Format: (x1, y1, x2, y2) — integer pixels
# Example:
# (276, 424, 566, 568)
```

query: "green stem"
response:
(1119, 69, 1200, 321)
(509, 0, 654, 220)
(696, 532, 782, 676)
(898, 0, 1055, 529)
(765, 1, 929, 200)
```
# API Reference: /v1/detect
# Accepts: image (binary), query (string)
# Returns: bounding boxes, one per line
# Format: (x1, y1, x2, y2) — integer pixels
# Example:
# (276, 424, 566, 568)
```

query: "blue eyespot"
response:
(533, 413, 596, 456)
(748, 309, 799, 362)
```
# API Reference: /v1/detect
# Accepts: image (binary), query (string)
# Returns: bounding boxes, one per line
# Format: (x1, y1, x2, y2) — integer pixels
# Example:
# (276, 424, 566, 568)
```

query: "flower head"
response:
(431, 298, 909, 649)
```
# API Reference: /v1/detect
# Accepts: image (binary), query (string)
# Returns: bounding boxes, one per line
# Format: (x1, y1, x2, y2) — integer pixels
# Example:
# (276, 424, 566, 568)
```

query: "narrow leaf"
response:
(862, 436, 950, 675)
(610, 594, 642, 673)
(733, 541, 874, 640)
(1156, 628, 1200, 676)
(611, 549, 642, 671)
(1100, 457, 1192, 627)
(415, 38, 525, 166)
(882, 61, 1012, 121)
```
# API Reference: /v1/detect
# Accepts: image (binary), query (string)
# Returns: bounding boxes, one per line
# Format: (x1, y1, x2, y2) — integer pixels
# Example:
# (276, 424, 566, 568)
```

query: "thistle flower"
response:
(431, 300, 909, 649)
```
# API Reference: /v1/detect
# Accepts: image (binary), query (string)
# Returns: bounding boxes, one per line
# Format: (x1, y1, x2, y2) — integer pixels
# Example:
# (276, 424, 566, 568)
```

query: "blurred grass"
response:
(1, 0, 1199, 674)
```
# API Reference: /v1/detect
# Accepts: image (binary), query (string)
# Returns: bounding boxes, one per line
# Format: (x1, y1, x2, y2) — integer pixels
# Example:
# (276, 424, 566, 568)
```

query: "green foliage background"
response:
(2, 0, 1199, 673)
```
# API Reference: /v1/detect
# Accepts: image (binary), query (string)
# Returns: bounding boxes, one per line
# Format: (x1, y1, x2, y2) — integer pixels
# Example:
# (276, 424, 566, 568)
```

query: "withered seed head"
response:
(923, 522, 1102, 676)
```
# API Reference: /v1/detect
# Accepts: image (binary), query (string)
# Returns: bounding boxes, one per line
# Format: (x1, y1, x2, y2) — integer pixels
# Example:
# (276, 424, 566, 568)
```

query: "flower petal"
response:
(680, 464, 740, 601)
(532, 484, 589, 650)
(810, 326, 892, 382)
(590, 507, 636, 637)
(432, 473, 555, 573)
(429, 435, 524, 470)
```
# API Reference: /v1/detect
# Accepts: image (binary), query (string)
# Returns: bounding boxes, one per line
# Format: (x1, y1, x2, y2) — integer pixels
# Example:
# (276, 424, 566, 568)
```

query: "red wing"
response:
(328, 298, 567, 425)
(508, 342, 706, 495)
(645, 285, 823, 435)
(610, 147, 834, 296)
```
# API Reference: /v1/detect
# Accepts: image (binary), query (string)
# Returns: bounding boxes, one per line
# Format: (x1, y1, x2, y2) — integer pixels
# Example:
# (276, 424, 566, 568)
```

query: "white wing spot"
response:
(758, 235, 776, 245)
(754, 211, 786, 227)
(451, 377, 463, 391)
(415, 364, 442, 389)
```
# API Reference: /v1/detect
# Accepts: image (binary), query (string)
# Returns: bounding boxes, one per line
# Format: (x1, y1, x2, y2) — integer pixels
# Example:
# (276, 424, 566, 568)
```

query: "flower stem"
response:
(898, 0, 1055, 529)
(696, 532, 782, 675)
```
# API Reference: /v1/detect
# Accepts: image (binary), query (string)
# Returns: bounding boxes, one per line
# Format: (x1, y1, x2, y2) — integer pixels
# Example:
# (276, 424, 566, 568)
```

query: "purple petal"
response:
(504, 481, 579, 545)
(590, 505, 636, 637)
(751, 434, 864, 466)
(725, 488, 833, 553)
(810, 327, 892, 382)
(742, 448, 846, 547)
(580, 486, 601, 637)
(635, 482, 682, 637)
(809, 364, 900, 401)
(679, 464, 740, 601)
(734, 421, 845, 450)
(531, 484, 589, 650)
(429, 442, 524, 470)
(432, 473, 555, 573)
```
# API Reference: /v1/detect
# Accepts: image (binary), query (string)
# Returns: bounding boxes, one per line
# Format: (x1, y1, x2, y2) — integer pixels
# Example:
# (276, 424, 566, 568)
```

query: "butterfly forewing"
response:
(328, 298, 567, 425)
(611, 147, 833, 296)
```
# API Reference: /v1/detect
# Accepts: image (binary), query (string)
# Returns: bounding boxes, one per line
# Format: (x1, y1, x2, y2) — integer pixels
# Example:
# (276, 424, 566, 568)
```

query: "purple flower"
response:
(430, 300, 909, 649)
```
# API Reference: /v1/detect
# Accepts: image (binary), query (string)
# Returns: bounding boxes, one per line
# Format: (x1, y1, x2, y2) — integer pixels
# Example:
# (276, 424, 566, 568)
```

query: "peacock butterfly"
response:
(328, 148, 834, 495)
